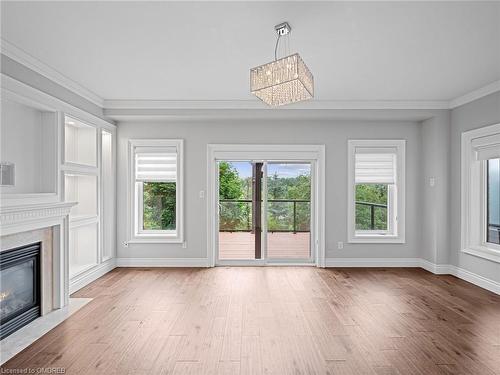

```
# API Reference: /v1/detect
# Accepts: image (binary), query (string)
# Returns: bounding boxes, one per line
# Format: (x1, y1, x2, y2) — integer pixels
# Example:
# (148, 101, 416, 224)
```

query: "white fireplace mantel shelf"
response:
(1, 201, 77, 313)
(0, 201, 76, 236)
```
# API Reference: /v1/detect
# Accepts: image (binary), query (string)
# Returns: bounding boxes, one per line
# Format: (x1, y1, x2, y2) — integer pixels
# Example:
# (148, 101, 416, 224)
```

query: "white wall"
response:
(450, 92, 500, 283)
(1, 98, 45, 194)
(420, 112, 451, 265)
(117, 118, 423, 260)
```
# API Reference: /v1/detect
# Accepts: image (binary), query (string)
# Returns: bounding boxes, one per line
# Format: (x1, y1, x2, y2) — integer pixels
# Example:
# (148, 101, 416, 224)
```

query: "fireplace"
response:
(0, 242, 41, 340)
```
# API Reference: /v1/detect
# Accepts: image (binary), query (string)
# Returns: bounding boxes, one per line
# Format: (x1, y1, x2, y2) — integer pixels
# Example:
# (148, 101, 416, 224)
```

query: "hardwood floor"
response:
(2, 267, 500, 374)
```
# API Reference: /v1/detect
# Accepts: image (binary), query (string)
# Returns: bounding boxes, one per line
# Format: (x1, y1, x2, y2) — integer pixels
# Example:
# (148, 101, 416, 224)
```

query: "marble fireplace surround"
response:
(0, 202, 76, 318)
(0, 202, 88, 364)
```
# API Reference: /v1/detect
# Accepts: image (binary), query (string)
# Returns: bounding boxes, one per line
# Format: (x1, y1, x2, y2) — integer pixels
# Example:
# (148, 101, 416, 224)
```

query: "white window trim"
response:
(347, 139, 406, 243)
(461, 123, 500, 263)
(127, 139, 184, 244)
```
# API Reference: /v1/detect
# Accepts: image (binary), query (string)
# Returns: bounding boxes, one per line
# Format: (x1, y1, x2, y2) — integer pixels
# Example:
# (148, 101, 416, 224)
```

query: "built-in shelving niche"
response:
(63, 114, 103, 280)
(64, 173, 98, 222)
(0, 96, 59, 205)
(64, 116, 97, 167)
(101, 130, 115, 261)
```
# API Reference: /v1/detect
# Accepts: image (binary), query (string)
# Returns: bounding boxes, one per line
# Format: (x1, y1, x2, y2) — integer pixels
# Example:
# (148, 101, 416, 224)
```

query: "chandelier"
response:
(250, 22, 314, 107)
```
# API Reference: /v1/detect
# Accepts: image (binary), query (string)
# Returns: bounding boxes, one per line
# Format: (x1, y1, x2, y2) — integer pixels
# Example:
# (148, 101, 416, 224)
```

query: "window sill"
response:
(348, 234, 405, 244)
(462, 246, 500, 264)
(128, 237, 183, 244)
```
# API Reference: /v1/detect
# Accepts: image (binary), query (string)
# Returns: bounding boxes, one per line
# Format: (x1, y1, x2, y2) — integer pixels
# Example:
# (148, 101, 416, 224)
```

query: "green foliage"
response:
(218, 162, 312, 232)
(218, 161, 244, 200)
(218, 162, 250, 230)
(267, 172, 311, 232)
(355, 184, 388, 230)
(143, 182, 176, 230)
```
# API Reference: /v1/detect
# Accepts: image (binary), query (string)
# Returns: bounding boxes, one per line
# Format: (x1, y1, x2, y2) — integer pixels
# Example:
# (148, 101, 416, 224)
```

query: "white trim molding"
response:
(69, 258, 117, 293)
(127, 139, 184, 244)
(3, 34, 498, 113)
(449, 80, 500, 109)
(1, 38, 104, 107)
(325, 258, 421, 267)
(347, 139, 406, 244)
(1, 74, 115, 131)
(461, 123, 500, 264)
(116, 258, 209, 267)
(103, 99, 451, 111)
(0, 202, 75, 234)
(326, 258, 500, 295)
(0, 202, 77, 308)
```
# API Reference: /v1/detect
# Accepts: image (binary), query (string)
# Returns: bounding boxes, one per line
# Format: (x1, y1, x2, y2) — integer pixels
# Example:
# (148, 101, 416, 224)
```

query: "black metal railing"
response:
(219, 199, 310, 233)
(488, 223, 500, 244)
(355, 201, 388, 230)
(219, 199, 389, 232)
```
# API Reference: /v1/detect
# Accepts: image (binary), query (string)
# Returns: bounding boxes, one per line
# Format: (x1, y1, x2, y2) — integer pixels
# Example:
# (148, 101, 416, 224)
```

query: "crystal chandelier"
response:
(250, 22, 314, 107)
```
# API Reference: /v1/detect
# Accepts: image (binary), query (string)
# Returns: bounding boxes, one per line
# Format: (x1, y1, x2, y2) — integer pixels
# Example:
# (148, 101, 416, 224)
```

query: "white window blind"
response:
(135, 146, 177, 182)
(472, 133, 500, 161)
(355, 147, 397, 184)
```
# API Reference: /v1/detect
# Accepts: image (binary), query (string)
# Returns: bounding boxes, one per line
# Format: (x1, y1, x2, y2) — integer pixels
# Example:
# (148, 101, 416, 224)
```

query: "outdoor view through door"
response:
(218, 161, 311, 261)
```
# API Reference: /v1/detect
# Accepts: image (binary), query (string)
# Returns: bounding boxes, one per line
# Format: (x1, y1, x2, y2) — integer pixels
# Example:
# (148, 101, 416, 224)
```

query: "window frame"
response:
(347, 139, 406, 243)
(461, 124, 500, 263)
(486, 159, 500, 246)
(128, 139, 184, 244)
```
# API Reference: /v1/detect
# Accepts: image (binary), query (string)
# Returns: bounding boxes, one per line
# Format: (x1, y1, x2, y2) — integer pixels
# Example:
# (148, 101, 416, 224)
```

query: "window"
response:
(348, 140, 405, 243)
(461, 123, 500, 263)
(129, 139, 183, 243)
(487, 159, 500, 245)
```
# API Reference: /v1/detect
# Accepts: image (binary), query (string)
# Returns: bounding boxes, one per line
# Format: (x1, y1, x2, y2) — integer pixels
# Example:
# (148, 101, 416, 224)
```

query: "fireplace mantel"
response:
(0, 202, 76, 236)
(1, 201, 76, 310)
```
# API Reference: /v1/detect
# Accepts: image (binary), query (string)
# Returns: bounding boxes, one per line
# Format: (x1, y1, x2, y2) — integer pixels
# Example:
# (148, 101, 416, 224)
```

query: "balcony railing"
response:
(355, 201, 388, 230)
(488, 223, 500, 244)
(219, 199, 310, 233)
(219, 199, 389, 232)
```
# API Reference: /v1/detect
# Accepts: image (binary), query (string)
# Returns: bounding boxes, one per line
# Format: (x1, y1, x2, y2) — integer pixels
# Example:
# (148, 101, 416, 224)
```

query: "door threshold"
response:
(215, 261, 316, 267)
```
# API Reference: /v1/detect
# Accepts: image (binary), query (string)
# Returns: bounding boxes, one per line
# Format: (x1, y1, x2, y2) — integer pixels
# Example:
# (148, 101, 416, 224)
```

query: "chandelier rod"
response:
(274, 33, 281, 61)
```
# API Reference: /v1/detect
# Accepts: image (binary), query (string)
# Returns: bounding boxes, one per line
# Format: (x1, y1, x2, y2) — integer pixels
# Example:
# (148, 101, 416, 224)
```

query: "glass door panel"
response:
(218, 161, 260, 260)
(266, 163, 311, 260)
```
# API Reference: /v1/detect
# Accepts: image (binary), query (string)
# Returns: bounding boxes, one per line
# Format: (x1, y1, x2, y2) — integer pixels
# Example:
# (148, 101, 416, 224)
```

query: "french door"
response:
(217, 160, 313, 264)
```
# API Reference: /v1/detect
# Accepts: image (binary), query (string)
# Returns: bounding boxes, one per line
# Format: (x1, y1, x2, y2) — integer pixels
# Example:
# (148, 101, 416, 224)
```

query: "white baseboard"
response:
(69, 256, 499, 296)
(418, 259, 451, 274)
(69, 259, 117, 294)
(449, 265, 500, 295)
(326, 257, 500, 295)
(325, 258, 421, 267)
(116, 257, 210, 267)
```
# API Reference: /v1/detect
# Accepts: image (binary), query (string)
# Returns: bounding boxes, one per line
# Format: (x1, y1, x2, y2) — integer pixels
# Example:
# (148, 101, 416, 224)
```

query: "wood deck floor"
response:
(2, 267, 500, 374)
(218, 232, 310, 260)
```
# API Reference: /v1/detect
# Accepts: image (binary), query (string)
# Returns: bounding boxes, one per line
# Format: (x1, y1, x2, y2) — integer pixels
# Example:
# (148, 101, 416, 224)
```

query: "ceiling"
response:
(1, 1, 499, 104)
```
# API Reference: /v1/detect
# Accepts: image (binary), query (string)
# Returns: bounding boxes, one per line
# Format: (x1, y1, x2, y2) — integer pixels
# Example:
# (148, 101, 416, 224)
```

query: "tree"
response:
(218, 162, 249, 230)
(143, 182, 176, 230)
(219, 161, 243, 200)
(355, 184, 388, 230)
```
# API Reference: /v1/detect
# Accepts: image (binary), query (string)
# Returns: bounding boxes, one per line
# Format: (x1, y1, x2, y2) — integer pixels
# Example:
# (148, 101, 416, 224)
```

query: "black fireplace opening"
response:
(0, 242, 41, 340)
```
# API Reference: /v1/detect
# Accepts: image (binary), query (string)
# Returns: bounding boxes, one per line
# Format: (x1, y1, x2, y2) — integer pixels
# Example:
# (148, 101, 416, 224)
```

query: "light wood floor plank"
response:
(1, 267, 499, 375)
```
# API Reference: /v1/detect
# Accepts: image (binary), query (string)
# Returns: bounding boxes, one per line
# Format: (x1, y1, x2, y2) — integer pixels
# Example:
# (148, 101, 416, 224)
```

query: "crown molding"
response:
(2, 37, 498, 113)
(103, 99, 450, 111)
(1, 38, 104, 107)
(449, 80, 500, 109)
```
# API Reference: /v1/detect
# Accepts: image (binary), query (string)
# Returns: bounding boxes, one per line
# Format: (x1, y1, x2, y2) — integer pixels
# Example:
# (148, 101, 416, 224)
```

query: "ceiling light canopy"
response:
(250, 22, 314, 107)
